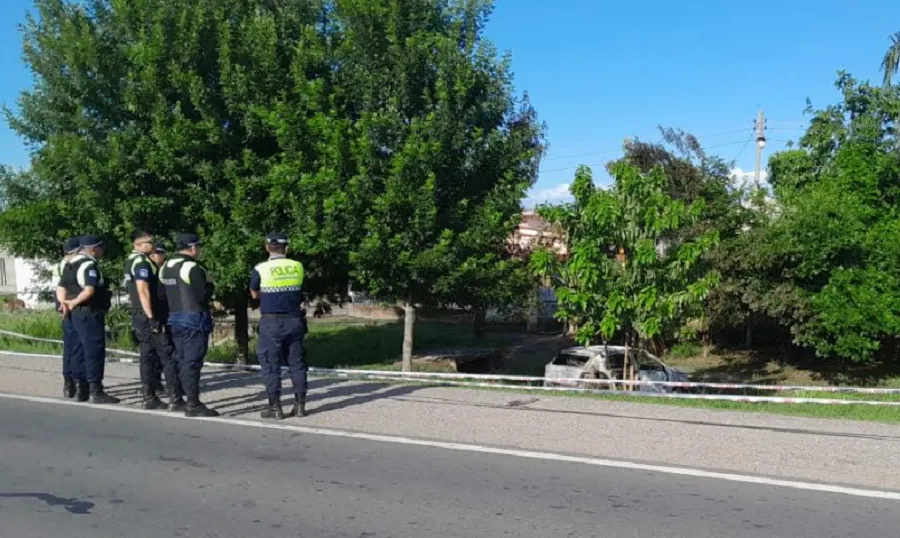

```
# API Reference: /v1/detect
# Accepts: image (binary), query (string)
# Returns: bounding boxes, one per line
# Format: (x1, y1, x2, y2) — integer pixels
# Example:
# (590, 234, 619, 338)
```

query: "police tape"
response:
(0, 329, 140, 357)
(3, 328, 900, 399)
(353, 375, 900, 406)
(4, 350, 898, 407)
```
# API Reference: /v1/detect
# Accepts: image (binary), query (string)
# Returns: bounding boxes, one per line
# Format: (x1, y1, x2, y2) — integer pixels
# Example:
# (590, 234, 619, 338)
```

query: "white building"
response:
(15, 258, 55, 308)
(0, 251, 16, 297)
(0, 250, 56, 309)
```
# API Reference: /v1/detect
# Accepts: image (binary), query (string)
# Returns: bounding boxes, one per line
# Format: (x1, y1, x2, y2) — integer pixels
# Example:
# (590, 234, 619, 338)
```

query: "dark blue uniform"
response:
(159, 233, 219, 418)
(125, 250, 184, 410)
(250, 235, 308, 419)
(56, 237, 84, 399)
(59, 236, 117, 404)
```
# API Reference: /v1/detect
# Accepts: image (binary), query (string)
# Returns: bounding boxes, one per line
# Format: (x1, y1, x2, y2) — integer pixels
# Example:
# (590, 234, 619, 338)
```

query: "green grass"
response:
(208, 320, 511, 371)
(2, 310, 900, 423)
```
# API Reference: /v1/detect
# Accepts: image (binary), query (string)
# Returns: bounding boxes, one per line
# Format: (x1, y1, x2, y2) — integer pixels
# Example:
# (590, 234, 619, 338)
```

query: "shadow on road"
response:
(0, 493, 95, 515)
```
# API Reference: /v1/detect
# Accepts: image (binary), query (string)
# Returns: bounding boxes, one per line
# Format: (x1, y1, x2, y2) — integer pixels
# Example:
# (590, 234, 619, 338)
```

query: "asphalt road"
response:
(1, 399, 897, 538)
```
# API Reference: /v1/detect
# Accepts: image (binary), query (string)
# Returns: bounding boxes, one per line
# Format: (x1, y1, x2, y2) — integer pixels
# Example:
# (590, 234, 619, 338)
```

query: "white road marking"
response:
(0, 391, 898, 501)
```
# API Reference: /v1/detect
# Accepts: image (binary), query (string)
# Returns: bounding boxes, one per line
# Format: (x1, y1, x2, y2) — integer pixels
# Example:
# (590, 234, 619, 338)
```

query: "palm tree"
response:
(881, 32, 900, 86)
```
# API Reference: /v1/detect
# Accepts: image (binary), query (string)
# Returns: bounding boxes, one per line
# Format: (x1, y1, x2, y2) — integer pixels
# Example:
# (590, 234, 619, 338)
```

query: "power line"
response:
(730, 134, 755, 164)
(539, 139, 751, 175)
(542, 126, 755, 163)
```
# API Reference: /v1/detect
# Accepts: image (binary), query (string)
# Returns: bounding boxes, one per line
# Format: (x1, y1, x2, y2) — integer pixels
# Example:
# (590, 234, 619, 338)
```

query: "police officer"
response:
(149, 244, 168, 393)
(124, 230, 186, 411)
(249, 233, 308, 419)
(159, 233, 219, 417)
(58, 235, 118, 404)
(150, 245, 167, 268)
(56, 236, 84, 398)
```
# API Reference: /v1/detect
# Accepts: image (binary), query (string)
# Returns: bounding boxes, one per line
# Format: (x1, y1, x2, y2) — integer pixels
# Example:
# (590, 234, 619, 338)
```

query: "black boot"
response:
(141, 385, 165, 410)
(63, 378, 76, 399)
(290, 394, 307, 418)
(166, 377, 187, 412)
(153, 376, 164, 395)
(75, 381, 90, 402)
(168, 390, 186, 413)
(185, 398, 219, 418)
(260, 397, 284, 420)
(90, 383, 120, 405)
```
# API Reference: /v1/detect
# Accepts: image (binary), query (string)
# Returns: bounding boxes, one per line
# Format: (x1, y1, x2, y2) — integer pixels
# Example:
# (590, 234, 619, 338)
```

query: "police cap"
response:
(63, 237, 82, 254)
(175, 233, 203, 250)
(154, 245, 168, 254)
(265, 232, 289, 245)
(79, 235, 104, 249)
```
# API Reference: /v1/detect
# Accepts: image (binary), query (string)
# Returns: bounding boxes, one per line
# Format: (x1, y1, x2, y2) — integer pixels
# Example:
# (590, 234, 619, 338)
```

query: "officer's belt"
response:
(260, 313, 303, 319)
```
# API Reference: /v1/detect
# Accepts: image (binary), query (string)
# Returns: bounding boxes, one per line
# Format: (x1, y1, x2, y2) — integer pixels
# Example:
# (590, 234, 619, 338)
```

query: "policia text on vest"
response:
(250, 233, 309, 420)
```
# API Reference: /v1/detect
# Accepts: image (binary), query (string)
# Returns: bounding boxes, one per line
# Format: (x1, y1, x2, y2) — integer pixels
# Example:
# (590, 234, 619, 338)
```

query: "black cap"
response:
(63, 237, 81, 254)
(154, 245, 168, 254)
(265, 232, 289, 245)
(175, 233, 203, 250)
(79, 235, 104, 249)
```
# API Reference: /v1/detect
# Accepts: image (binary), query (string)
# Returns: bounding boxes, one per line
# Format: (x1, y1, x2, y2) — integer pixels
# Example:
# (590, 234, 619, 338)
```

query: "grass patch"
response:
(209, 320, 513, 372)
(3, 311, 900, 422)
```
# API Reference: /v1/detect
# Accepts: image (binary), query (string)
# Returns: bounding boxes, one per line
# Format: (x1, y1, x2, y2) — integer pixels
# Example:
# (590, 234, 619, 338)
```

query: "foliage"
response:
(531, 162, 719, 349)
(881, 31, 900, 87)
(340, 0, 544, 366)
(607, 128, 745, 349)
(0, 0, 358, 302)
(738, 73, 900, 365)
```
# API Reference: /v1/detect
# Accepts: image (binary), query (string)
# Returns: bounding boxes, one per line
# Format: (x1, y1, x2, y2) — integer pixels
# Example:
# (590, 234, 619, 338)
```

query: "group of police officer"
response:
(56, 231, 309, 420)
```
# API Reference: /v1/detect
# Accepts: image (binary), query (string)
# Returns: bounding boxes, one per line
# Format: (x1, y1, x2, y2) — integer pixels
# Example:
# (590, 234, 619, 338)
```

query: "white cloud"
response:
(729, 167, 769, 188)
(524, 183, 572, 208)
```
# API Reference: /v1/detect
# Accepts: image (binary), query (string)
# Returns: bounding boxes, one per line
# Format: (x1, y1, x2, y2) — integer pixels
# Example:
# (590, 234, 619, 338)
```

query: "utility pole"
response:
(753, 108, 767, 189)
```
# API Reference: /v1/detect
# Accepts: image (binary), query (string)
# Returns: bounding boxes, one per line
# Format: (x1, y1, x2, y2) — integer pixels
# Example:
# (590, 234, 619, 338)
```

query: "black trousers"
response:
(257, 317, 308, 400)
(132, 314, 183, 398)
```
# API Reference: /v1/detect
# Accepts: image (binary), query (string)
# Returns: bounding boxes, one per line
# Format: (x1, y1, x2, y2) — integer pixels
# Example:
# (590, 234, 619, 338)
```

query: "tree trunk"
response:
(234, 292, 249, 365)
(402, 301, 416, 372)
(623, 330, 630, 392)
(702, 332, 710, 359)
(473, 307, 486, 340)
(745, 321, 753, 348)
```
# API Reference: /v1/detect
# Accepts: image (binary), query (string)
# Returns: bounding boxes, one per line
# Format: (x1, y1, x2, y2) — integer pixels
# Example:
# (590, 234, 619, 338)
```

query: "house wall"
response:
(14, 258, 55, 309)
(0, 252, 17, 296)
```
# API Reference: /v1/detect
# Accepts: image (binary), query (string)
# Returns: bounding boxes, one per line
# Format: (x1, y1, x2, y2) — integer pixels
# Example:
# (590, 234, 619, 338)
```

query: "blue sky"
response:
(2, 0, 899, 206)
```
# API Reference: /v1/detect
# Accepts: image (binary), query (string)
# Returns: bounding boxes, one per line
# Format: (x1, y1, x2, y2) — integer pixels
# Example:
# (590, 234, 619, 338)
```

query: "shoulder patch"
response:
(137, 268, 150, 278)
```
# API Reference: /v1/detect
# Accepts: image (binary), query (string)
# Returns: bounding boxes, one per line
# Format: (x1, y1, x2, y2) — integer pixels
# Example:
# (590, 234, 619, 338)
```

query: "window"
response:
(0, 258, 6, 287)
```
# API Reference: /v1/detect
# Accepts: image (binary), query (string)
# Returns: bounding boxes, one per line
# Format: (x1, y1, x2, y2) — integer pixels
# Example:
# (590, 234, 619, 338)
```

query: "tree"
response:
(747, 73, 900, 368)
(531, 162, 720, 383)
(607, 127, 743, 355)
(881, 31, 900, 86)
(339, 0, 544, 371)
(0, 0, 359, 361)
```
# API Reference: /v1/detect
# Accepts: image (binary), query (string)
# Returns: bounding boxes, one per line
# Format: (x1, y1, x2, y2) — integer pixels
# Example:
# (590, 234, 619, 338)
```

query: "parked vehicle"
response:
(543, 345, 689, 392)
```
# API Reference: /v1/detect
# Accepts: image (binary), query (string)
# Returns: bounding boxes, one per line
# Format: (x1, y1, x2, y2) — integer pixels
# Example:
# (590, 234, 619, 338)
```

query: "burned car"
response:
(543, 345, 689, 393)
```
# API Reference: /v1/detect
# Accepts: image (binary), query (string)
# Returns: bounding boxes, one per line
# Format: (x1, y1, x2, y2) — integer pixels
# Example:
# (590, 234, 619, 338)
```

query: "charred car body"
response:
(544, 345, 689, 393)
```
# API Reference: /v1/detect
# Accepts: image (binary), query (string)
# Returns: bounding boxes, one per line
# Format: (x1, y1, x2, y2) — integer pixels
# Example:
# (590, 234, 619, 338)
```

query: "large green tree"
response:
(607, 128, 744, 354)
(338, 0, 544, 370)
(738, 73, 900, 369)
(0, 0, 361, 360)
(532, 161, 720, 379)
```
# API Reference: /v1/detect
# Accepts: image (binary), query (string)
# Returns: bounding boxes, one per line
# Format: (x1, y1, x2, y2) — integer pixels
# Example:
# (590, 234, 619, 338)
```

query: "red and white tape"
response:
(3, 329, 900, 402)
